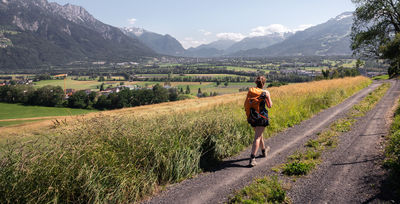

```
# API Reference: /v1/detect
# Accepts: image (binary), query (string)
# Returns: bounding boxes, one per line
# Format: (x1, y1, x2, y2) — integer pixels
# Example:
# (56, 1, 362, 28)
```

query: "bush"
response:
(229, 176, 287, 204)
(282, 161, 315, 176)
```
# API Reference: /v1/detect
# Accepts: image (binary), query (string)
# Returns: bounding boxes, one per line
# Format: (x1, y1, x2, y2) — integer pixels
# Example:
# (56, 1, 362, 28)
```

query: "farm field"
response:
(34, 77, 102, 90)
(0, 102, 97, 121)
(224, 66, 261, 72)
(130, 81, 255, 95)
(0, 77, 372, 203)
(34, 77, 125, 91)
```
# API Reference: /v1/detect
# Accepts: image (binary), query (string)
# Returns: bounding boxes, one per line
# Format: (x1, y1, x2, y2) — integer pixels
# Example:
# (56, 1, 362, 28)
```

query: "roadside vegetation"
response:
(231, 82, 391, 203)
(229, 176, 289, 204)
(385, 97, 400, 198)
(0, 77, 371, 203)
(372, 75, 390, 80)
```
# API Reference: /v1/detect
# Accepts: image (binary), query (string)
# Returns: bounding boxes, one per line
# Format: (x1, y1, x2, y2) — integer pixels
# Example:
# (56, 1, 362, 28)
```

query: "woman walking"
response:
(244, 76, 272, 167)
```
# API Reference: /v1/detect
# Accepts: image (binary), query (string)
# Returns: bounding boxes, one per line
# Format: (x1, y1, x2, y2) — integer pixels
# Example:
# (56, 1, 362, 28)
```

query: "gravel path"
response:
(143, 81, 386, 204)
(288, 80, 400, 203)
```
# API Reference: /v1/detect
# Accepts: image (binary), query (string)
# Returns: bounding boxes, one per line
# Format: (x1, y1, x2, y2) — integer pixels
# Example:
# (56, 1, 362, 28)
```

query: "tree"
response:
(198, 88, 202, 94)
(351, 0, 400, 76)
(216, 81, 221, 86)
(100, 83, 105, 91)
(168, 88, 179, 101)
(322, 69, 330, 79)
(68, 91, 88, 109)
(152, 84, 169, 103)
(185, 85, 191, 94)
(31, 85, 64, 107)
(224, 81, 229, 87)
(94, 95, 110, 110)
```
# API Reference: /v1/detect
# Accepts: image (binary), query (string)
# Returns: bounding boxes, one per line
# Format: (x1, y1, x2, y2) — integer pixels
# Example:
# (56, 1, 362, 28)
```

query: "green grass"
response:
(174, 82, 255, 95)
(229, 176, 289, 204)
(0, 103, 97, 120)
(224, 66, 260, 72)
(34, 77, 117, 91)
(384, 97, 400, 197)
(372, 75, 389, 80)
(282, 160, 316, 176)
(0, 77, 372, 203)
(0, 119, 46, 127)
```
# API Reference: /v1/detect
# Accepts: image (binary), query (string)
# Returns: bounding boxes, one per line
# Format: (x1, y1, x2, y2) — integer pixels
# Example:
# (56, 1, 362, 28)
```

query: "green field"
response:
(224, 66, 260, 72)
(34, 77, 123, 91)
(0, 119, 46, 127)
(131, 81, 256, 95)
(372, 75, 389, 80)
(0, 103, 97, 120)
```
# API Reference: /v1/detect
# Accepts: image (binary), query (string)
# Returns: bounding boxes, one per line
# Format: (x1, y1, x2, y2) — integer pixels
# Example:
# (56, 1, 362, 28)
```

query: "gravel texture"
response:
(288, 79, 400, 204)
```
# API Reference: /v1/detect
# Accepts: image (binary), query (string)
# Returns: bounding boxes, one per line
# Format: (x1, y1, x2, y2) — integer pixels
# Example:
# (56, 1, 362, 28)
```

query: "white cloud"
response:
(180, 37, 209, 49)
(249, 24, 292, 37)
(128, 18, 137, 25)
(199, 29, 212, 36)
(216, 32, 246, 41)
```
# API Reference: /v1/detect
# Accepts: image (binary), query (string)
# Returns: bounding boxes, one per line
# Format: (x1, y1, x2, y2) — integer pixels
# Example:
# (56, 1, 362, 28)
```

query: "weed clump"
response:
(282, 161, 315, 176)
(229, 176, 289, 204)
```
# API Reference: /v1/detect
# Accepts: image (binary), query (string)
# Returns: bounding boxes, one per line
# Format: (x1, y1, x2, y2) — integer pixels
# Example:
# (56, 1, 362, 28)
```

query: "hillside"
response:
(234, 12, 353, 57)
(122, 27, 186, 56)
(0, 0, 155, 69)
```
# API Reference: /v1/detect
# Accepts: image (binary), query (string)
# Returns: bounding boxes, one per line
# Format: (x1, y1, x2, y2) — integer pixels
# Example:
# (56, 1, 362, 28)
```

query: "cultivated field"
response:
(0, 103, 97, 127)
(0, 77, 371, 203)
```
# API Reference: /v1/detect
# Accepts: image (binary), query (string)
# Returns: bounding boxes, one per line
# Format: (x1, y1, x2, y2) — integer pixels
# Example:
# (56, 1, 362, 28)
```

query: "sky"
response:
(49, 0, 356, 48)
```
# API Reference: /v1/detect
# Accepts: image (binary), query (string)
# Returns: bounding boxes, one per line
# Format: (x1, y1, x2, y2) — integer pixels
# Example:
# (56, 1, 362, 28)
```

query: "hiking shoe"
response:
(249, 158, 257, 167)
(261, 146, 271, 158)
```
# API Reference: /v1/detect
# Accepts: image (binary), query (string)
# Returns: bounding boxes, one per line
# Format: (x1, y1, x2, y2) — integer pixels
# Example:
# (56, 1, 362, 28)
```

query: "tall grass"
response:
(385, 97, 400, 198)
(0, 77, 371, 203)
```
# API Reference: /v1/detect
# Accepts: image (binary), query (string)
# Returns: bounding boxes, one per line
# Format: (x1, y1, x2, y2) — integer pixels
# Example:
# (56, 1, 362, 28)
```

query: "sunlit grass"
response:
(0, 77, 371, 203)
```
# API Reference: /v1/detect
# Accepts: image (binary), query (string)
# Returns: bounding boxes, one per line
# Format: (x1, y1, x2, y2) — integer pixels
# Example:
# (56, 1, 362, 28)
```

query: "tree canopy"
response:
(351, 0, 400, 76)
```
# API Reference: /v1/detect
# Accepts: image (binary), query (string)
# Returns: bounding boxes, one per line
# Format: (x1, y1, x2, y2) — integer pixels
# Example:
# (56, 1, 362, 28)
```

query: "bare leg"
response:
(251, 126, 265, 156)
(259, 135, 265, 151)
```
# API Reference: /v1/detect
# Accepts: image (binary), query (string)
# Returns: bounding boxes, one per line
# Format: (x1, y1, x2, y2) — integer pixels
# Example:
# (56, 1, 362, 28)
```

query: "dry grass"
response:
(0, 77, 372, 203)
(0, 77, 369, 138)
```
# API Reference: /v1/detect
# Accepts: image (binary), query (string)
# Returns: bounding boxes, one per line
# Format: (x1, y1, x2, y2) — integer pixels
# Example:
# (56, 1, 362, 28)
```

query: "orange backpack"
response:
(244, 87, 270, 119)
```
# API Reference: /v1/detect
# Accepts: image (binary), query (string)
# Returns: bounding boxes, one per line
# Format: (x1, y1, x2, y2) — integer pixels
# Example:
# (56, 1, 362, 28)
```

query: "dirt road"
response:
(288, 80, 400, 203)
(144, 81, 397, 204)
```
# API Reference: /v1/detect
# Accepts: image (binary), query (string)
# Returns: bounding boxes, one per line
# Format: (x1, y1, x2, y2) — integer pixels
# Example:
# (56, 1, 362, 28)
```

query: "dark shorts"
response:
(248, 109, 269, 127)
(249, 118, 269, 127)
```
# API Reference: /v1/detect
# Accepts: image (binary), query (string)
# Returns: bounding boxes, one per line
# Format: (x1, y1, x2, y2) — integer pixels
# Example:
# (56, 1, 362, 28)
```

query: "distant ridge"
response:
(233, 12, 354, 57)
(0, 0, 155, 69)
(121, 27, 186, 56)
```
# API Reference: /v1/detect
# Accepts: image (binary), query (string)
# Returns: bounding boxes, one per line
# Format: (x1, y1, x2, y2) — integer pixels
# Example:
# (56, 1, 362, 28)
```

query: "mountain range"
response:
(0, 0, 155, 69)
(126, 12, 353, 58)
(0, 0, 355, 69)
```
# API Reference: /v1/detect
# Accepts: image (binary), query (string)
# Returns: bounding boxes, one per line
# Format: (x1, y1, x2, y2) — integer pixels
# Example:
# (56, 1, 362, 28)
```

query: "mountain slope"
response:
(233, 12, 353, 57)
(225, 34, 287, 54)
(122, 27, 185, 56)
(0, 0, 155, 69)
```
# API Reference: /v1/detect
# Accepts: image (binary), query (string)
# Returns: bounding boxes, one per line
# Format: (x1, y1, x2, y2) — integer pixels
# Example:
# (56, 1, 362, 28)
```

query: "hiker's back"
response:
(244, 87, 269, 118)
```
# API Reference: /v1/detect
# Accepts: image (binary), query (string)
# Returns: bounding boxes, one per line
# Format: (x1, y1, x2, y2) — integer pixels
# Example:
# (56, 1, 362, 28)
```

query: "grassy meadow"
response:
(0, 77, 371, 203)
(0, 103, 97, 120)
(0, 103, 97, 127)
